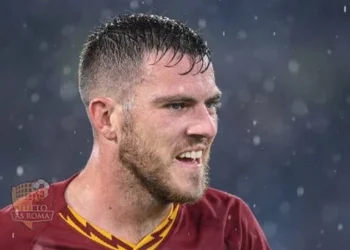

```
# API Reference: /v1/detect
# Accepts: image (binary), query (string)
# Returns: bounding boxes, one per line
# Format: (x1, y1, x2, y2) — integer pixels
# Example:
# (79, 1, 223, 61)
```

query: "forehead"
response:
(141, 51, 219, 98)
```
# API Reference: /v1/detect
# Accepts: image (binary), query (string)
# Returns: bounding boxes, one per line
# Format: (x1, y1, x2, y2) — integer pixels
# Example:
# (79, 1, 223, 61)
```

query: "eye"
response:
(166, 103, 187, 110)
(206, 101, 222, 110)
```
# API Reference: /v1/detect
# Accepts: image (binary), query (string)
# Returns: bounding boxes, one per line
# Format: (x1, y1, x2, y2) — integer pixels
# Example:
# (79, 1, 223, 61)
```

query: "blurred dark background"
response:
(1, 0, 350, 249)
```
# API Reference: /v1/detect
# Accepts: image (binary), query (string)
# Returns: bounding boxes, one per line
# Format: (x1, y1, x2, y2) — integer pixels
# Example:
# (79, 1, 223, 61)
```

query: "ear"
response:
(88, 97, 120, 141)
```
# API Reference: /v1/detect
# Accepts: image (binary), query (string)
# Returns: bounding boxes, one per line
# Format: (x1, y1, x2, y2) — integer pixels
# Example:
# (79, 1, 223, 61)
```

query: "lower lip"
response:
(175, 158, 201, 168)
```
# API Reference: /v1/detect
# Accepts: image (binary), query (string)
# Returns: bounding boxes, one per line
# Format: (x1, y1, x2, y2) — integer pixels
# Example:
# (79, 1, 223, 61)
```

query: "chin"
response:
(179, 190, 205, 204)
(170, 172, 209, 203)
(171, 182, 207, 204)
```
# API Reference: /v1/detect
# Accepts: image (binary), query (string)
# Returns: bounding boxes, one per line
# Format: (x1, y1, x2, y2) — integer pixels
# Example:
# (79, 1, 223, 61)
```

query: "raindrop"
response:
(31, 93, 40, 103)
(253, 136, 261, 146)
(16, 166, 24, 177)
(346, 96, 350, 105)
(291, 98, 308, 116)
(280, 201, 291, 213)
(60, 82, 78, 101)
(198, 19, 206, 29)
(263, 221, 278, 238)
(38, 41, 48, 51)
(288, 60, 300, 74)
(263, 78, 275, 92)
(237, 30, 247, 40)
(63, 66, 71, 76)
(61, 25, 75, 36)
(297, 186, 304, 197)
(332, 154, 341, 164)
(130, 0, 139, 10)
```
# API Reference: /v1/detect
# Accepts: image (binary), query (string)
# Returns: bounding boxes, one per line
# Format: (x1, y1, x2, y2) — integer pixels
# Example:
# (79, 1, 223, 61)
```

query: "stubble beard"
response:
(118, 118, 210, 205)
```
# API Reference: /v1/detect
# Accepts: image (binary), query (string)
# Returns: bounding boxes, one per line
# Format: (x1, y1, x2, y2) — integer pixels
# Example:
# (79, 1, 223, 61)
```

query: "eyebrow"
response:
(151, 91, 222, 105)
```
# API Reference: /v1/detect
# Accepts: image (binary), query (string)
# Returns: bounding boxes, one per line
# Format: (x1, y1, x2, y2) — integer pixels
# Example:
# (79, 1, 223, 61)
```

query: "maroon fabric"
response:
(0, 174, 270, 250)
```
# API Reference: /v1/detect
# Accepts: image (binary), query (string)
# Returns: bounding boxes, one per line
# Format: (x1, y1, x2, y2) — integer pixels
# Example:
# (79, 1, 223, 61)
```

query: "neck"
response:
(64, 145, 172, 243)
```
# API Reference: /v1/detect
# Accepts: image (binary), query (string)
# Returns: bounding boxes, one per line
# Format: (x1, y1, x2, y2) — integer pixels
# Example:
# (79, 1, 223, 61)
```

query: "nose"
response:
(185, 105, 218, 139)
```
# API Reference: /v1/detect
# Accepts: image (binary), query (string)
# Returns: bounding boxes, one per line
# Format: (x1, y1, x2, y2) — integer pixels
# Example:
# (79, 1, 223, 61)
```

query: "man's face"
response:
(118, 52, 221, 204)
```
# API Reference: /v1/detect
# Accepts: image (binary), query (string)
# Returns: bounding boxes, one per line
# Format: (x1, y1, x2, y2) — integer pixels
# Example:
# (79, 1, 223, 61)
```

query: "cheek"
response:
(137, 112, 186, 151)
(148, 124, 180, 155)
(143, 113, 183, 136)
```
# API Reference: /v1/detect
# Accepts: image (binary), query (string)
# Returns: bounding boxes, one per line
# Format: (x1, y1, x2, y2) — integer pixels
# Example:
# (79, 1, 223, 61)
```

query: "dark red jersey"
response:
(0, 174, 270, 250)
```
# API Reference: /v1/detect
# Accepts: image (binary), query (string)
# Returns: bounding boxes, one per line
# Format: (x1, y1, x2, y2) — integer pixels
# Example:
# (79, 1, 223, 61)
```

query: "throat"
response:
(106, 203, 174, 245)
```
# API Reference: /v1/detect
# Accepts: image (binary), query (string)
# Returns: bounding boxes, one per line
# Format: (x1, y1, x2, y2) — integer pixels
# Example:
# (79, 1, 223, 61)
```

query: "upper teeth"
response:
(178, 150, 202, 159)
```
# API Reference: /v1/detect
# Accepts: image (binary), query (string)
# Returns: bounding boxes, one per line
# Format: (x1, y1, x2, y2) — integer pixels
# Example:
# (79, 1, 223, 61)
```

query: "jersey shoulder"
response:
(180, 187, 270, 249)
(0, 197, 48, 247)
(0, 176, 74, 247)
(180, 187, 245, 235)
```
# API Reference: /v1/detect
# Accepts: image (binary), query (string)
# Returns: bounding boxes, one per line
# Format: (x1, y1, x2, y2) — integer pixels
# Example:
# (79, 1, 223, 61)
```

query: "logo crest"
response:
(11, 179, 54, 229)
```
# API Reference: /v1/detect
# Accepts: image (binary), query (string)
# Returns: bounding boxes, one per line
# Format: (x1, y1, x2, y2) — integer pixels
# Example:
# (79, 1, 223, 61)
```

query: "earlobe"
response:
(103, 130, 118, 141)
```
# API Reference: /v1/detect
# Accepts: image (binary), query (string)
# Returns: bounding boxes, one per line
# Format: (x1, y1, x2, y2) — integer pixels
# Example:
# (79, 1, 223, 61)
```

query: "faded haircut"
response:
(78, 13, 212, 107)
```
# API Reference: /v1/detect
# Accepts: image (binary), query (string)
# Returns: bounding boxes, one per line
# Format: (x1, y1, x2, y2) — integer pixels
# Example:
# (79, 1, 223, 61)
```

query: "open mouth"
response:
(175, 150, 202, 167)
(176, 157, 200, 164)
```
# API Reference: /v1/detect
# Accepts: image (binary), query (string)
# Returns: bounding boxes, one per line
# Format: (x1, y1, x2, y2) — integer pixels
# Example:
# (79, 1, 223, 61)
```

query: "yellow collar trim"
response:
(59, 203, 179, 250)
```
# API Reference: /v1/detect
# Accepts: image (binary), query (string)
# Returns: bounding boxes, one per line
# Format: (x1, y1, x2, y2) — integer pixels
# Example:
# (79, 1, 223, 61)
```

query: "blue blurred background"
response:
(1, 0, 350, 249)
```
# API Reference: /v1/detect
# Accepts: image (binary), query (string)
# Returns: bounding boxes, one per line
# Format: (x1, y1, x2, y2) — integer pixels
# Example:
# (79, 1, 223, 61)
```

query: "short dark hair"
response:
(78, 13, 212, 107)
